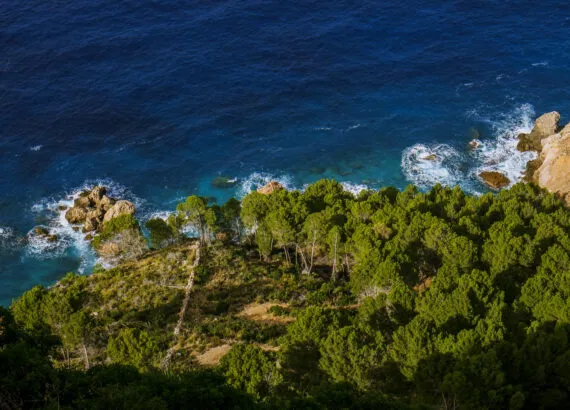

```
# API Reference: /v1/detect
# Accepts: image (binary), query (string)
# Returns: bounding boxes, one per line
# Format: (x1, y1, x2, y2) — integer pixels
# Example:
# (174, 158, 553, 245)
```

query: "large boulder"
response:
(103, 200, 136, 223)
(517, 111, 560, 152)
(257, 181, 284, 195)
(65, 206, 88, 224)
(479, 171, 511, 189)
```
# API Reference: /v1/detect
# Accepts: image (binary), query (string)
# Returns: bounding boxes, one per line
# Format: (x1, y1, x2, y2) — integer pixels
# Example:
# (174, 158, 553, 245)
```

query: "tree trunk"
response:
(82, 342, 90, 370)
(296, 244, 309, 273)
(307, 232, 316, 275)
(331, 232, 338, 282)
(283, 246, 291, 264)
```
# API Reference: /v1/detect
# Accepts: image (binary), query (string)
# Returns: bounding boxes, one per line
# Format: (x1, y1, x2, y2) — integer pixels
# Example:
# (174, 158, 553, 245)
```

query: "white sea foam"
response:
(401, 144, 465, 188)
(468, 103, 537, 186)
(0, 226, 20, 253)
(236, 172, 295, 198)
(30, 145, 42, 151)
(24, 178, 150, 272)
(26, 193, 95, 271)
(532, 61, 548, 67)
(346, 123, 361, 131)
(341, 182, 370, 195)
(401, 103, 538, 191)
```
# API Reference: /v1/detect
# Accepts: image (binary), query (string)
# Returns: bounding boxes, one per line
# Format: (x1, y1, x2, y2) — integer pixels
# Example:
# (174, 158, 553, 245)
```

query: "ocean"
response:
(1, 0, 570, 305)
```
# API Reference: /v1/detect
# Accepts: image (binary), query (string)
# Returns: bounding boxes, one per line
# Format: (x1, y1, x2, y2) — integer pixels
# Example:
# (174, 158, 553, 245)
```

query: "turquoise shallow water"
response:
(1, 0, 570, 305)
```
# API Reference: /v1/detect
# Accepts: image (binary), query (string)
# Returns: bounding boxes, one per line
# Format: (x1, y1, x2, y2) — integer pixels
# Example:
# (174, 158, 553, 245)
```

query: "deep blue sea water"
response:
(1, 0, 570, 305)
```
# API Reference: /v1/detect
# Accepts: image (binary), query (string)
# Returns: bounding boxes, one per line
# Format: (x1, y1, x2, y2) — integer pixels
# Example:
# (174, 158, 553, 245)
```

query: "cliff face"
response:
(519, 112, 570, 205)
(534, 124, 570, 205)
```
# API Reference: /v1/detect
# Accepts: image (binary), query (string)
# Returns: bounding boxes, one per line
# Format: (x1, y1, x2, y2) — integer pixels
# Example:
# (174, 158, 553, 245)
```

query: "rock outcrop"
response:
(532, 127, 570, 205)
(515, 110, 570, 206)
(65, 206, 88, 224)
(257, 181, 284, 195)
(64, 186, 135, 234)
(103, 200, 136, 223)
(517, 111, 561, 152)
(479, 171, 511, 189)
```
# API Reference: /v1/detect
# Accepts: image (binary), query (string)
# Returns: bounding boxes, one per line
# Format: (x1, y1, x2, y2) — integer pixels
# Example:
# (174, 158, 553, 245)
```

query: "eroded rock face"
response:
(517, 111, 561, 152)
(479, 171, 511, 189)
(257, 181, 284, 195)
(103, 200, 136, 223)
(533, 129, 570, 201)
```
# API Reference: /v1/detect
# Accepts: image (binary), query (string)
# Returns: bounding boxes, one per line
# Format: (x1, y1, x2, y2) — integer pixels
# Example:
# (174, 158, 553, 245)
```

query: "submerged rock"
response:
(517, 111, 560, 152)
(211, 176, 237, 189)
(257, 181, 284, 195)
(479, 171, 511, 189)
(103, 200, 136, 223)
(31, 226, 57, 242)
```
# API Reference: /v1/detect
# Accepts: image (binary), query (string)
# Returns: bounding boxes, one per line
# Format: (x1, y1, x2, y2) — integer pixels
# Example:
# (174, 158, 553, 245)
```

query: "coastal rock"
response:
(517, 111, 560, 152)
(533, 111, 561, 138)
(83, 206, 105, 231)
(257, 181, 284, 195)
(83, 218, 99, 233)
(468, 139, 481, 149)
(479, 171, 511, 189)
(533, 130, 570, 203)
(65, 206, 88, 224)
(88, 186, 107, 204)
(103, 200, 136, 223)
(31, 227, 57, 242)
(74, 196, 92, 208)
(99, 195, 115, 210)
(34, 227, 50, 236)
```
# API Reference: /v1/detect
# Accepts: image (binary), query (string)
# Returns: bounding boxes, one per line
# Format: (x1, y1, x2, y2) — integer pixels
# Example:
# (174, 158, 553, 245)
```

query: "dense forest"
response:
(2, 180, 570, 409)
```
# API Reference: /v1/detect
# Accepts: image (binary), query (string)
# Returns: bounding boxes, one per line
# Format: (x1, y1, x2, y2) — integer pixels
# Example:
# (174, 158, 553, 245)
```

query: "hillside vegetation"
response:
(2, 180, 570, 409)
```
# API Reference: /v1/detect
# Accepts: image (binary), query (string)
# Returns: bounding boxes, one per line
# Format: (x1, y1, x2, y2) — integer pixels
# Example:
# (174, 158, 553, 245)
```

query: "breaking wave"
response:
(401, 144, 465, 188)
(401, 103, 538, 191)
(236, 172, 295, 198)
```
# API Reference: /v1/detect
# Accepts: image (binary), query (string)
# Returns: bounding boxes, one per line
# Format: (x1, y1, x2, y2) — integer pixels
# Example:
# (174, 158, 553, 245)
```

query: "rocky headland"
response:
(63, 186, 136, 235)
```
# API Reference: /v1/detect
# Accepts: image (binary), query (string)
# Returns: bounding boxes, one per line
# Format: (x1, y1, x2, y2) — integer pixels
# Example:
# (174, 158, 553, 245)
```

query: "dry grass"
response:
(236, 302, 294, 324)
(195, 344, 232, 366)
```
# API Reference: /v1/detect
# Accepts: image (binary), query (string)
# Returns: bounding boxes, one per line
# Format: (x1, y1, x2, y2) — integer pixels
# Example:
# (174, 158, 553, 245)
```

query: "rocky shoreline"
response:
(477, 110, 570, 205)
(63, 186, 136, 236)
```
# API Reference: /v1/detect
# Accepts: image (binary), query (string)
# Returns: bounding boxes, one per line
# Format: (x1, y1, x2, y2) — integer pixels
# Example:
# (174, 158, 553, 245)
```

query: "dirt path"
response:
(162, 243, 201, 369)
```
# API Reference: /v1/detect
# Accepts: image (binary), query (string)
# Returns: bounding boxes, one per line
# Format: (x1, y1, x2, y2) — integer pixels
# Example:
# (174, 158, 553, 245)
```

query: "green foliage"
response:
(145, 218, 176, 248)
(319, 324, 386, 390)
(5, 180, 570, 409)
(220, 344, 280, 399)
(177, 195, 217, 244)
(107, 328, 160, 371)
(93, 214, 140, 249)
